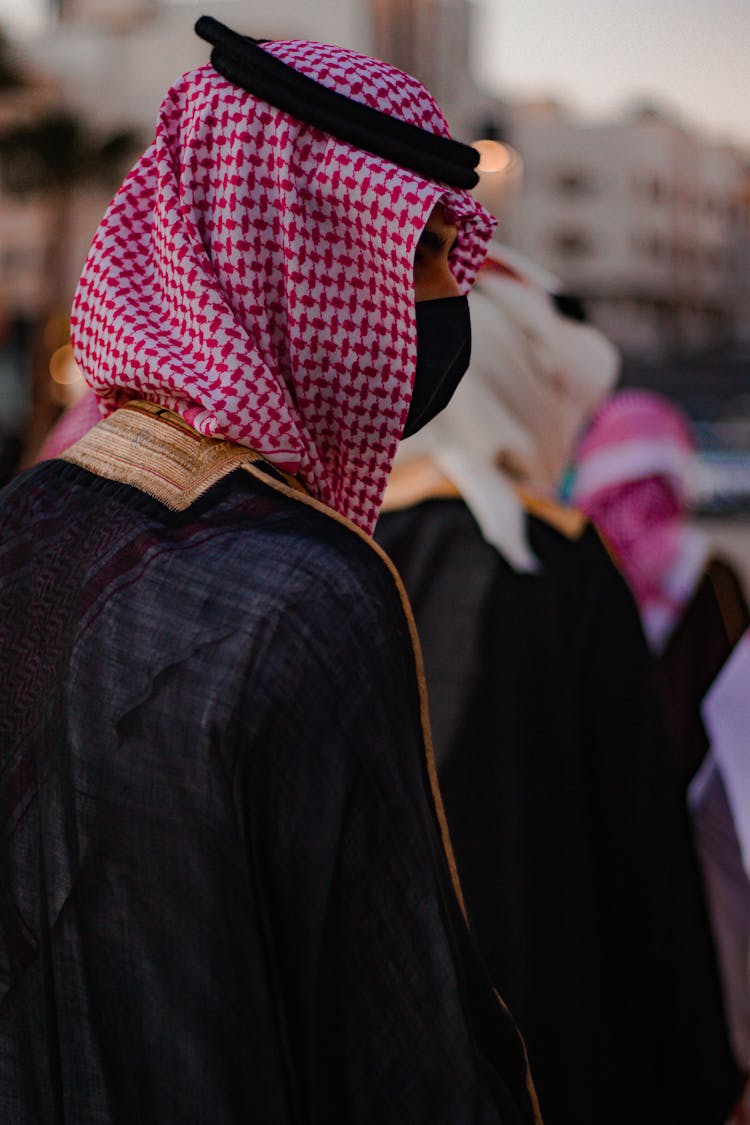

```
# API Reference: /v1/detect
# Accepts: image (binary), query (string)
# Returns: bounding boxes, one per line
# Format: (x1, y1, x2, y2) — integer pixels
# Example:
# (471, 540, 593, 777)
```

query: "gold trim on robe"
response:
(382, 454, 586, 543)
(62, 400, 264, 511)
(515, 486, 588, 542)
(381, 456, 461, 512)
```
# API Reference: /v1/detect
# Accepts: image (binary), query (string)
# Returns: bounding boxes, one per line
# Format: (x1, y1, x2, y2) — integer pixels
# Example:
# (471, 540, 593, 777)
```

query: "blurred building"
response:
(52, 0, 156, 28)
(4, 0, 745, 380)
(0, 118, 112, 329)
(29, 0, 505, 143)
(0, 45, 60, 320)
(31, 0, 372, 134)
(35, 0, 500, 141)
(372, 0, 506, 141)
(0, 193, 57, 317)
(736, 166, 750, 351)
(0, 18, 143, 471)
(0, 38, 62, 474)
(502, 102, 749, 359)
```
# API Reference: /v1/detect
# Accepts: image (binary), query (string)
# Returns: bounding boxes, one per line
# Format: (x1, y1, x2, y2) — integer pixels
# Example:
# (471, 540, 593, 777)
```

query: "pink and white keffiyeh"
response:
(70, 42, 494, 533)
(571, 390, 707, 650)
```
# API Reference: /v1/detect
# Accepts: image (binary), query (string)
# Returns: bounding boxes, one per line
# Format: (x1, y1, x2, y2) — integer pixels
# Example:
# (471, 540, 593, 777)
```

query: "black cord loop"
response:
(195, 16, 480, 189)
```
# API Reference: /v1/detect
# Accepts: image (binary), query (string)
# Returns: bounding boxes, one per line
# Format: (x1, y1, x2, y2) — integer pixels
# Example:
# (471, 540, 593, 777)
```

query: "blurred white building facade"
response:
(502, 103, 749, 358)
(371, 0, 500, 140)
(33, 0, 372, 134)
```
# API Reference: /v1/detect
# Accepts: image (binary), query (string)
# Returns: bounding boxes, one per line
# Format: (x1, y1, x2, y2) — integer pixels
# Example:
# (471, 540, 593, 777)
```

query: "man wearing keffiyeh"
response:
(0, 17, 540, 1125)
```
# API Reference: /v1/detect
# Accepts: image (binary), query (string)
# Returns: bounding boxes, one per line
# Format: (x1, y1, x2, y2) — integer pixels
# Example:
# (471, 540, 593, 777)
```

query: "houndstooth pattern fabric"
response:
(70, 42, 495, 532)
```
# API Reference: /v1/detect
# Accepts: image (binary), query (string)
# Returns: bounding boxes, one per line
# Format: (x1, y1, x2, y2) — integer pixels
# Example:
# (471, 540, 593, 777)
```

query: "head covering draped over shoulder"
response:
(395, 250, 619, 569)
(70, 41, 494, 533)
(571, 390, 708, 650)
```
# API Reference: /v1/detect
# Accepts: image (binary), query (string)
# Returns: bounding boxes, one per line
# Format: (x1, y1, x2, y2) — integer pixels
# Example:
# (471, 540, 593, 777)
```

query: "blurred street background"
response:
(0, 0, 748, 580)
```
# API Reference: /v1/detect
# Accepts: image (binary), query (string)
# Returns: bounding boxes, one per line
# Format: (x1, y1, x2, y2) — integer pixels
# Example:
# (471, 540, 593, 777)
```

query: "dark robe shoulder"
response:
(658, 555, 750, 785)
(0, 413, 538, 1125)
(376, 494, 741, 1125)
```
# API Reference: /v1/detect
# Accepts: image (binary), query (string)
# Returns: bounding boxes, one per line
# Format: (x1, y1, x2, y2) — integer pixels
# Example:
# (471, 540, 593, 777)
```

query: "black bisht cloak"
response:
(0, 405, 538, 1124)
(376, 492, 742, 1125)
(657, 555, 750, 786)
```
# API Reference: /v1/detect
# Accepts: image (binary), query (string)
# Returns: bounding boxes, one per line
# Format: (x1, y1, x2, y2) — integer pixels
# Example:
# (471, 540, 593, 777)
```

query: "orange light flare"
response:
(471, 140, 522, 176)
(49, 344, 86, 406)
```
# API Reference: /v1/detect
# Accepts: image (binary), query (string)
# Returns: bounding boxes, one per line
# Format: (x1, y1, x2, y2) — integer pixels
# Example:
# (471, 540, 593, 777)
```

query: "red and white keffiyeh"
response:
(571, 390, 707, 650)
(70, 42, 494, 533)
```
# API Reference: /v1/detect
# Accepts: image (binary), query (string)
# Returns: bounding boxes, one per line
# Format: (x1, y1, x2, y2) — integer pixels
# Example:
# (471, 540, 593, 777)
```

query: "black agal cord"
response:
(195, 16, 480, 189)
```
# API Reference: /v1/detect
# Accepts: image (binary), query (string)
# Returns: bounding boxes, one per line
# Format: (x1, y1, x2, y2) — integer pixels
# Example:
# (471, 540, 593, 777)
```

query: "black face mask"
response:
(402, 295, 471, 439)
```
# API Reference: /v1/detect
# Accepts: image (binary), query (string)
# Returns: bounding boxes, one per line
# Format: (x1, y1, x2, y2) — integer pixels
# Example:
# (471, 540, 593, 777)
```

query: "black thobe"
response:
(376, 493, 741, 1125)
(658, 555, 750, 786)
(0, 405, 538, 1124)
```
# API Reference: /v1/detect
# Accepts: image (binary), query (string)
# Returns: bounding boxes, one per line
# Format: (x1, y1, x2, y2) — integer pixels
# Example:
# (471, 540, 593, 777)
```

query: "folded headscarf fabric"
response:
(70, 43, 494, 533)
(571, 390, 708, 651)
(397, 250, 619, 569)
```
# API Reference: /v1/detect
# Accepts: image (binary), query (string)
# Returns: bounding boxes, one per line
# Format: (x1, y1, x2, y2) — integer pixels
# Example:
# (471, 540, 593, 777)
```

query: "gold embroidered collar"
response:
(60, 399, 304, 511)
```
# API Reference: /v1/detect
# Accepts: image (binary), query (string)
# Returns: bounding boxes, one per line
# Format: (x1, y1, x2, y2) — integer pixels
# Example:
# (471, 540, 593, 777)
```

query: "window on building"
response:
(0, 248, 36, 278)
(705, 247, 724, 271)
(555, 169, 594, 197)
(673, 245, 697, 268)
(550, 229, 593, 258)
(649, 178, 666, 204)
(632, 175, 675, 205)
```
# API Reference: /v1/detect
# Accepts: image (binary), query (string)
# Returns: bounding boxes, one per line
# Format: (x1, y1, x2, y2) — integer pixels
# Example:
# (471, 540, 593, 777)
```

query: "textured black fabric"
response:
(658, 556, 750, 787)
(0, 462, 535, 1124)
(376, 497, 742, 1125)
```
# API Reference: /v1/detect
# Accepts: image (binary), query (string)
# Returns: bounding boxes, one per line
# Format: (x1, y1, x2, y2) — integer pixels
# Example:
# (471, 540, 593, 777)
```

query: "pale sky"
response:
(474, 0, 750, 148)
(1, 0, 748, 148)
